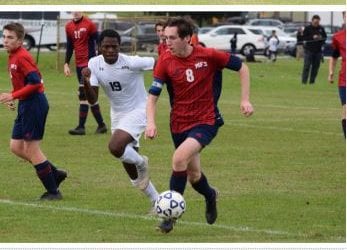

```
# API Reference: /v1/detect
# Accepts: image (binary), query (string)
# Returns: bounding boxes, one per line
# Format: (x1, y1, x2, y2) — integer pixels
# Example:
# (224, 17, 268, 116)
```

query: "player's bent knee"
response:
(10, 145, 24, 158)
(172, 153, 189, 169)
(108, 141, 125, 158)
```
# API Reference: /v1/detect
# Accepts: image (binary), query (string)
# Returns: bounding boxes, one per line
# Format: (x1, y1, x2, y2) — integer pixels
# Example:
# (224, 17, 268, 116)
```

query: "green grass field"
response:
(0, 52, 345, 243)
(0, 0, 345, 4)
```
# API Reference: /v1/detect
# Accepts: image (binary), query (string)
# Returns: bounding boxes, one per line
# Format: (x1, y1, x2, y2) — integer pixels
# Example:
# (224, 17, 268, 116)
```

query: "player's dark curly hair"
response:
(166, 17, 193, 39)
(98, 29, 121, 45)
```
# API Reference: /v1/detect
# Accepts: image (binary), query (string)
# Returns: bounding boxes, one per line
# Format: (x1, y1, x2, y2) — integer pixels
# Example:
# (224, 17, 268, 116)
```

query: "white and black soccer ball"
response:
(155, 190, 186, 219)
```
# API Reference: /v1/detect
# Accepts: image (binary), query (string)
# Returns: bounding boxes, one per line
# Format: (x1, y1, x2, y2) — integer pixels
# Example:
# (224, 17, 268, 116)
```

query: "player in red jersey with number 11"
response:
(64, 12, 107, 135)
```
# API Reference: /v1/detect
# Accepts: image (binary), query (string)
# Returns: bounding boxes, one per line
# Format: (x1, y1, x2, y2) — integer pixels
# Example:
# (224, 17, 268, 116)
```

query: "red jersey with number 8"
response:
(154, 46, 231, 133)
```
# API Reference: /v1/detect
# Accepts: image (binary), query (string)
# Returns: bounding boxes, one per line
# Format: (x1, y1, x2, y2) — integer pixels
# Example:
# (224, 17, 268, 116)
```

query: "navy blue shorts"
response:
(171, 123, 221, 149)
(76, 66, 86, 85)
(12, 93, 49, 141)
(339, 86, 346, 105)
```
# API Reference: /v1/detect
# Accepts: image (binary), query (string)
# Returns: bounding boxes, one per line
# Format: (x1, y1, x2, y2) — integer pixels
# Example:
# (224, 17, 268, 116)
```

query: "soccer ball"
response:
(155, 190, 186, 219)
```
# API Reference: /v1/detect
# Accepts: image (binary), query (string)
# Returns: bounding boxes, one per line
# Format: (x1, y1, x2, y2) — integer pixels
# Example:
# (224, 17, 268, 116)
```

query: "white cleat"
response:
(135, 155, 150, 190)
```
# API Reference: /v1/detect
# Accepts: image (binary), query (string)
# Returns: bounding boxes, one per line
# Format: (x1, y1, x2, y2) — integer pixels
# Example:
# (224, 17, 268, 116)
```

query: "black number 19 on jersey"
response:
(109, 81, 122, 91)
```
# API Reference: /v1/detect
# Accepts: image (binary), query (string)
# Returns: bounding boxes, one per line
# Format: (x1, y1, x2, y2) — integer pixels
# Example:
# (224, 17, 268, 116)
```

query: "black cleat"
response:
(95, 124, 107, 134)
(205, 188, 219, 224)
(68, 126, 86, 135)
(40, 191, 62, 201)
(55, 169, 67, 188)
(156, 218, 175, 234)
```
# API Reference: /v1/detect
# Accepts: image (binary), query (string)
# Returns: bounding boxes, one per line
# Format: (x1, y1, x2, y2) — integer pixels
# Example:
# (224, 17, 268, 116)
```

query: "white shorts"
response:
(110, 108, 146, 148)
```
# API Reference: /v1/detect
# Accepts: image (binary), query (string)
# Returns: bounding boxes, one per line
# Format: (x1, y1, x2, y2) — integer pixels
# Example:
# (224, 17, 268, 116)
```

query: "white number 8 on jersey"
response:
(185, 69, 195, 83)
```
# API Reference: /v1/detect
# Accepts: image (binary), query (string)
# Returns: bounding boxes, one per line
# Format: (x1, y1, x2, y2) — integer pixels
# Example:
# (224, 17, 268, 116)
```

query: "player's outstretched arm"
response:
(81, 67, 98, 105)
(145, 94, 159, 140)
(238, 63, 254, 117)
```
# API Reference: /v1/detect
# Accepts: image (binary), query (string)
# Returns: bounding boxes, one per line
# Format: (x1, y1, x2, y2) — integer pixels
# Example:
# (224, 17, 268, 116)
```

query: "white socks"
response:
(120, 145, 158, 203)
(131, 179, 159, 203)
(119, 145, 144, 166)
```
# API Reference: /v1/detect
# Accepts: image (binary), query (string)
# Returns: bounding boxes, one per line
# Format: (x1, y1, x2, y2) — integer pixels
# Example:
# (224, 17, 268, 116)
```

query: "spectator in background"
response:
(64, 12, 107, 135)
(230, 32, 237, 54)
(296, 26, 305, 60)
(268, 30, 280, 62)
(328, 11, 346, 138)
(301, 15, 327, 84)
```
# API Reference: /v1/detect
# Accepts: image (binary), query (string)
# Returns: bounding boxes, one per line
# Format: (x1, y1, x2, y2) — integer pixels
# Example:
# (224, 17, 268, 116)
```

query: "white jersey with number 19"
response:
(88, 53, 155, 113)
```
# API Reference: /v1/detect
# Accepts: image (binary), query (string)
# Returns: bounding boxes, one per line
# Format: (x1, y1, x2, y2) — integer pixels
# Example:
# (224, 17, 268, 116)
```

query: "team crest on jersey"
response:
(10, 64, 17, 70)
(195, 61, 208, 69)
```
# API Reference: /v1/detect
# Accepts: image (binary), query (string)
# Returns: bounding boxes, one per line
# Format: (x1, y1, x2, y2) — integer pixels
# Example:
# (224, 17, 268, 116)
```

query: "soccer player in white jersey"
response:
(81, 29, 159, 211)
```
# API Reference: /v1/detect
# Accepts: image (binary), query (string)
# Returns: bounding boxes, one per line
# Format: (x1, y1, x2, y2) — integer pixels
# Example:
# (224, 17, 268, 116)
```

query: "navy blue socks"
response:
(34, 161, 58, 194)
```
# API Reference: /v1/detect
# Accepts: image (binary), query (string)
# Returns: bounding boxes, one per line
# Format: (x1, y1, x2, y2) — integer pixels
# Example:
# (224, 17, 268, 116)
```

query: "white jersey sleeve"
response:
(88, 57, 100, 87)
(128, 55, 155, 71)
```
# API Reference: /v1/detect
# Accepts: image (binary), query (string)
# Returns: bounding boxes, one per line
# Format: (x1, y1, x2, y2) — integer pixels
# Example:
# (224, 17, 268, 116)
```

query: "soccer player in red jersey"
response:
(64, 12, 107, 135)
(155, 20, 168, 56)
(145, 17, 253, 233)
(0, 23, 67, 200)
(329, 11, 346, 138)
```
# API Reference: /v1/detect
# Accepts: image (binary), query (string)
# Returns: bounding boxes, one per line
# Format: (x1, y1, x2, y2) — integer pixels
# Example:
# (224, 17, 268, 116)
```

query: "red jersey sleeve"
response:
(209, 48, 242, 71)
(19, 54, 40, 79)
(149, 54, 168, 96)
(211, 49, 231, 69)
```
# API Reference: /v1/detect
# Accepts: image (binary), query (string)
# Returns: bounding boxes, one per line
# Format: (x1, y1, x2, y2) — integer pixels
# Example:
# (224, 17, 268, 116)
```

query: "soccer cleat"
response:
(95, 124, 107, 134)
(205, 187, 219, 224)
(40, 191, 63, 201)
(135, 156, 150, 190)
(55, 169, 67, 188)
(156, 218, 176, 233)
(68, 126, 86, 135)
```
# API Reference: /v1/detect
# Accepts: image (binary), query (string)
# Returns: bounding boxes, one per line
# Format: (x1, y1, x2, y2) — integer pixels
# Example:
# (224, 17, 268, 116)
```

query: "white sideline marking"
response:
(0, 198, 301, 238)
